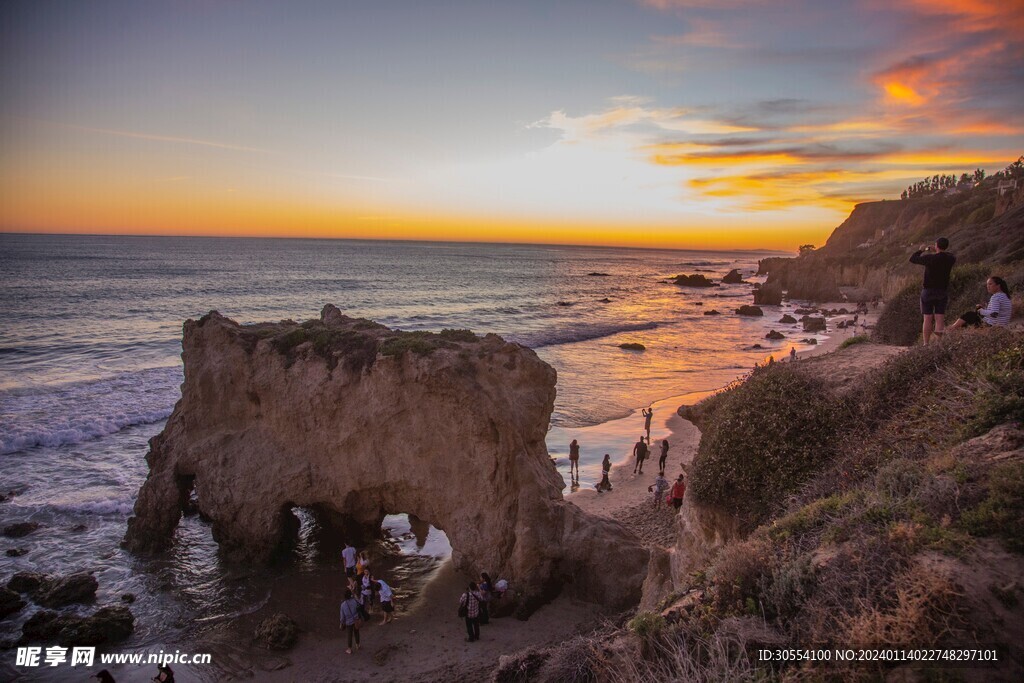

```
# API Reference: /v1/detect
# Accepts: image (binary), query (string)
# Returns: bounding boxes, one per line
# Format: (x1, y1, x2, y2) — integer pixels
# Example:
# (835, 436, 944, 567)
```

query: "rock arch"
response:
(125, 306, 648, 613)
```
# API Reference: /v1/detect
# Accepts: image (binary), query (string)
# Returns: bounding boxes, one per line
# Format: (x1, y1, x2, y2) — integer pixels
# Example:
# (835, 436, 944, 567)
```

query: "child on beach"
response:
(649, 471, 669, 508)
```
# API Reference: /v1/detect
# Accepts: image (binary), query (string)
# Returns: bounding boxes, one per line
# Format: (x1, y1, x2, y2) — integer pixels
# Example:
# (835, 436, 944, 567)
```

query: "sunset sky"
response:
(1, 0, 1021, 250)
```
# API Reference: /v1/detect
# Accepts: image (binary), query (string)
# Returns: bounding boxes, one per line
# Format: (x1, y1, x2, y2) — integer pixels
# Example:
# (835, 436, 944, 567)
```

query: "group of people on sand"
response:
(571, 406, 688, 510)
(457, 572, 508, 642)
(339, 541, 397, 655)
(911, 237, 1012, 344)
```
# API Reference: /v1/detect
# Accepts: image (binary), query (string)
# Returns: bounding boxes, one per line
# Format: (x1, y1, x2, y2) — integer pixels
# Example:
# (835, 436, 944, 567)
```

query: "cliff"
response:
(759, 175, 1024, 301)
(123, 305, 649, 614)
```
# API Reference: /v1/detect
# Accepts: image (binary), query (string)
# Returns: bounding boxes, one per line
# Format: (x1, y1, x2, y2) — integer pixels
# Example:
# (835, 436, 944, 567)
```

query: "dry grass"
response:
(840, 565, 962, 646)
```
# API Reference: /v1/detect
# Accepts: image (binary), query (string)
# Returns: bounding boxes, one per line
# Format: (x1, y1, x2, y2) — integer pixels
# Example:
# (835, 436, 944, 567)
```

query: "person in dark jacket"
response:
(909, 237, 955, 344)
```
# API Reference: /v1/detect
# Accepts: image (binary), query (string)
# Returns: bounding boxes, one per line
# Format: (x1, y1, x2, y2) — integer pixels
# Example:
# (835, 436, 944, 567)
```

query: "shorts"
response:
(672, 497, 683, 510)
(345, 567, 356, 578)
(381, 600, 393, 613)
(920, 288, 948, 315)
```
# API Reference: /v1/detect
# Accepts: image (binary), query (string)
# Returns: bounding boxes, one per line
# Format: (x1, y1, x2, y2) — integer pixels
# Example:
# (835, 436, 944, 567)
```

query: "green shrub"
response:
(689, 364, 844, 529)
(964, 341, 1024, 437)
(270, 322, 379, 371)
(627, 611, 667, 639)
(439, 328, 479, 342)
(840, 335, 870, 349)
(960, 462, 1024, 553)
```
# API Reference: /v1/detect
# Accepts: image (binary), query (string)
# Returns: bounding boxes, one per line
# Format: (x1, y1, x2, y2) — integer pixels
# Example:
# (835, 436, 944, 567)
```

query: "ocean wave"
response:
(52, 499, 137, 516)
(511, 321, 660, 348)
(0, 366, 181, 454)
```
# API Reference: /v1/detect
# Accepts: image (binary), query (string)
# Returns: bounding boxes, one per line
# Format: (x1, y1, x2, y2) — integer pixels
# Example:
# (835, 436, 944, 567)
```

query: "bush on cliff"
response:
(689, 364, 843, 530)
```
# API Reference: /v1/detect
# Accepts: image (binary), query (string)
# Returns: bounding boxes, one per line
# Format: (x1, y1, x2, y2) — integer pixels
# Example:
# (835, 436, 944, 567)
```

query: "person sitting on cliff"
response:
(596, 453, 613, 492)
(910, 237, 956, 344)
(642, 407, 654, 443)
(568, 439, 580, 481)
(632, 437, 648, 474)
(949, 276, 1012, 330)
(649, 471, 670, 508)
(342, 541, 358, 579)
(670, 474, 686, 511)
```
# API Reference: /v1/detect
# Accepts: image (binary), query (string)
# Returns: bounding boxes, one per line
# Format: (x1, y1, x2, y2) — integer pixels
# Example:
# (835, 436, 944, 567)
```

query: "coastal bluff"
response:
(123, 305, 648, 613)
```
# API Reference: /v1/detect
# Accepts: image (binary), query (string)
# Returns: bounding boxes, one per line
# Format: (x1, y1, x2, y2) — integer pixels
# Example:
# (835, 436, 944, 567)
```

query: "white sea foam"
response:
(0, 366, 181, 454)
(512, 321, 661, 348)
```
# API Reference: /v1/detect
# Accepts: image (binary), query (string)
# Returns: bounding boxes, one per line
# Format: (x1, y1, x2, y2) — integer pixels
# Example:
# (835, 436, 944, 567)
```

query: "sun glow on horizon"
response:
(1, 1, 1021, 252)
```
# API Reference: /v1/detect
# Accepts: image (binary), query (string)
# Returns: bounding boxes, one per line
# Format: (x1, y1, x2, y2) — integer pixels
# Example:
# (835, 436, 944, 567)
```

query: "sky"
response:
(1, 0, 1022, 251)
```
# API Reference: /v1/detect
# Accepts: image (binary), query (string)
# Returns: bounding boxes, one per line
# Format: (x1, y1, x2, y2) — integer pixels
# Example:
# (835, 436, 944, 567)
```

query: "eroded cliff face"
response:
(123, 306, 647, 613)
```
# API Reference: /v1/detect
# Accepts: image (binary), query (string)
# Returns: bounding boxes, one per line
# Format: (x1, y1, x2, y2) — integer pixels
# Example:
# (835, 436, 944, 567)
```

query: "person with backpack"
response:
(340, 588, 362, 654)
(458, 582, 482, 642)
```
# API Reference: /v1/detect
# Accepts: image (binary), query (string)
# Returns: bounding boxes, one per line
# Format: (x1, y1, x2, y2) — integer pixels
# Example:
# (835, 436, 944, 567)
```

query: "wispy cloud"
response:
(54, 123, 271, 153)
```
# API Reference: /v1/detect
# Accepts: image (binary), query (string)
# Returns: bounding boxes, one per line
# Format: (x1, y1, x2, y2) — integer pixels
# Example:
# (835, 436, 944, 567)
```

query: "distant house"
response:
(998, 179, 1018, 196)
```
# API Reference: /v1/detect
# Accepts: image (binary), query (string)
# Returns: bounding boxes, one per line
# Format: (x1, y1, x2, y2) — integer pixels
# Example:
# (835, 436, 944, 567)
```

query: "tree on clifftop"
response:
(798, 244, 816, 256)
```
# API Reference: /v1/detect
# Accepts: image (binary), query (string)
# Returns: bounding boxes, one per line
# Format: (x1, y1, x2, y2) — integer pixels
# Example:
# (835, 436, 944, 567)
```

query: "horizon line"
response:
(0, 230, 796, 256)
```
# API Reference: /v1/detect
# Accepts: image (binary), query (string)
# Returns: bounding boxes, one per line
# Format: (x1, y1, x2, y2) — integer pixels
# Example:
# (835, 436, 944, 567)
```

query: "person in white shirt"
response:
(950, 276, 1012, 329)
(376, 579, 395, 624)
(342, 541, 358, 579)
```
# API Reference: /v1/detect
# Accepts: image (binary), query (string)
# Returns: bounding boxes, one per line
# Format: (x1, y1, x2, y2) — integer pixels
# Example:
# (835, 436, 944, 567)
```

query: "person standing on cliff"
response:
(910, 237, 956, 344)
(642, 407, 654, 443)
(568, 439, 580, 481)
(633, 436, 648, 474)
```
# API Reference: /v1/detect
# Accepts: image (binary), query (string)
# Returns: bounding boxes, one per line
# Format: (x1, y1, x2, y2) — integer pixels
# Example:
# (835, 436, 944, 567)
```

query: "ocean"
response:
(0, 233, 810, 680)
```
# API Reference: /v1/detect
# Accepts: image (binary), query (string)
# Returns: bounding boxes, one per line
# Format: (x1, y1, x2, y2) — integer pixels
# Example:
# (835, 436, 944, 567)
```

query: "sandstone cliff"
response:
(124, 306, 648, 613)
(758, 175, 1024, 301)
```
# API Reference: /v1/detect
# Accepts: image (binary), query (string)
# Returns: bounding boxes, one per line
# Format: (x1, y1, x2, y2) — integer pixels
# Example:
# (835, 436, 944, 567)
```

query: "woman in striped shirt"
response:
(951, 276, 1012, 329)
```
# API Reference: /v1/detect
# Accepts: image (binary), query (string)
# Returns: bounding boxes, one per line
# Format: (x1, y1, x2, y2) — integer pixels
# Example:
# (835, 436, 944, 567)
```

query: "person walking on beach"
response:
(650, 471, 670, 508)
(459, 582, 482, 642)
(910, 237, 956, 344)
(633, 437, 648, 474)
(360, 570, 375, 613)
(658, 439, 669, 472)
(670, 473, 687, 511)
(596, 454, 613, 492)
(789, 347, 797, 362)
(568, 439, 580, 481)
(340, 588, 362, 654)
(376, 579, 395, 625)
(342, 541, 358, 579)
(642, 407, 654, 443)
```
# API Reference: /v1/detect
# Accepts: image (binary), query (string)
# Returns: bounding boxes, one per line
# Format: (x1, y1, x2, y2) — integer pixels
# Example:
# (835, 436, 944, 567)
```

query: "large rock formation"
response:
(124, 306, 647, 614)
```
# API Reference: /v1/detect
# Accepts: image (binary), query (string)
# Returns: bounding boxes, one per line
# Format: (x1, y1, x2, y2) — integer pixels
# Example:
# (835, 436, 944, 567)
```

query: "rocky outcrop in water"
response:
(673, 274, 718, 287)
(722, 269, 745, 284)
(124, 306, 648, 614)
